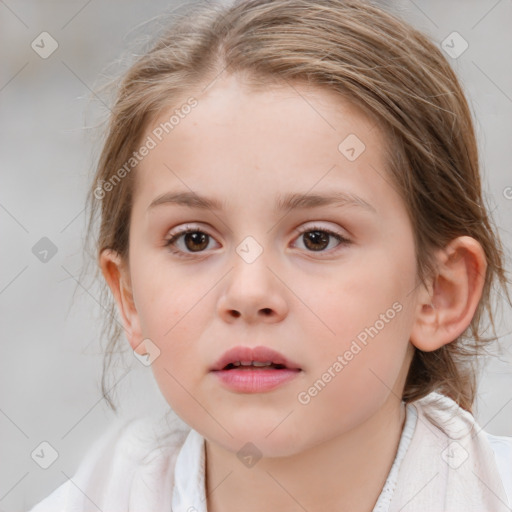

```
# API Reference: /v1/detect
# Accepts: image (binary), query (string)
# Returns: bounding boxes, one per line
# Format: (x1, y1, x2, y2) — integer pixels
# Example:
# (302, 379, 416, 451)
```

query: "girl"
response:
(29, 0, 512, 510)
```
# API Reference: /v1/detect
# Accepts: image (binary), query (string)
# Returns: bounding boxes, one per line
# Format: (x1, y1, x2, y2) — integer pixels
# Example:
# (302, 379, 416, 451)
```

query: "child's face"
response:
(117, 75, 421, 455)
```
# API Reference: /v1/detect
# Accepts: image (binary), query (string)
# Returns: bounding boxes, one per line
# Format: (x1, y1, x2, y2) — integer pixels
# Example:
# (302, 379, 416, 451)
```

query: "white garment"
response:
(28, 392, 512, 512)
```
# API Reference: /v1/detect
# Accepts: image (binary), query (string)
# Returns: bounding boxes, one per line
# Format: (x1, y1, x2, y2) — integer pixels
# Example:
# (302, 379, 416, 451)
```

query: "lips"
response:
(210, 345, 301, 372)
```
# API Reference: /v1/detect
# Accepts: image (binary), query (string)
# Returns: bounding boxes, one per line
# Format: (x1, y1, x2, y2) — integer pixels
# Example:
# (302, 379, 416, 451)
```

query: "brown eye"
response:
(164, 228, 216, 257)
(302, 230, 330, 251)
(294, 225, 351, 254)
(181, 231, 209, 252)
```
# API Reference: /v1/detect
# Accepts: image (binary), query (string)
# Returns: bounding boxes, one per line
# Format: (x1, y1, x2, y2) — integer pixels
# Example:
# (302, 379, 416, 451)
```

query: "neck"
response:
(205, 395, 407, 512)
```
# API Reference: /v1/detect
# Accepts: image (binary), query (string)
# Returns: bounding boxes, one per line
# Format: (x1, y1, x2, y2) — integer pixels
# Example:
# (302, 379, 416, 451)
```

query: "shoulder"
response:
(27, 413, 191, 512)
(411, 392, 512, 505)
(485, 431, 512, 505)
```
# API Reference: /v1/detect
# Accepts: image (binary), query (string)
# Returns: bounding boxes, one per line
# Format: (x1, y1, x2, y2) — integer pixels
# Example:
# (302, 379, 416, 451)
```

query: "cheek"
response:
(131, 271, 203, 380)
(294, 244, 415, 388)
(297, 260, 411, 351)
(131, 255, 198, 336)
(145, 309, 205, 422)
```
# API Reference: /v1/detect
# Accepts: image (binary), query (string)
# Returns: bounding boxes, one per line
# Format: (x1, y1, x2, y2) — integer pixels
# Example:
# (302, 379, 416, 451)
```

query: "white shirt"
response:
(28, 393, 512, 512)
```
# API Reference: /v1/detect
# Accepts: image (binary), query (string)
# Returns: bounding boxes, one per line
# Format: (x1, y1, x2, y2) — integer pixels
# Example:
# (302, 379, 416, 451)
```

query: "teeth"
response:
(232, 361, 273, 367)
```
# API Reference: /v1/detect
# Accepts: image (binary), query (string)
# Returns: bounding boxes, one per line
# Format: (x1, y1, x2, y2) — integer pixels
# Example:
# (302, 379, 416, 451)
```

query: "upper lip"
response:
(210, 345, 302, 371)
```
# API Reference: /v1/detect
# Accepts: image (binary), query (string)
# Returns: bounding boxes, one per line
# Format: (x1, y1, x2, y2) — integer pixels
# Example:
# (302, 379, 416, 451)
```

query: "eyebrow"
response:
(147, 190, 377, 214)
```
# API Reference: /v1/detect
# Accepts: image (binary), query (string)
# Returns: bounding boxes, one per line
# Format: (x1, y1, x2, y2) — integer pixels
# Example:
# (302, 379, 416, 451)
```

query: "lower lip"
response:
(211, 368, 301, 393)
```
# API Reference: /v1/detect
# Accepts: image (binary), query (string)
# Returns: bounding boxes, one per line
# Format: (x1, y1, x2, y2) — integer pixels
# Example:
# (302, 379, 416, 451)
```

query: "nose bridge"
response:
(230, 232, 276, 292)
(227, 197, 278, 266)
(218, 230, 288, 322)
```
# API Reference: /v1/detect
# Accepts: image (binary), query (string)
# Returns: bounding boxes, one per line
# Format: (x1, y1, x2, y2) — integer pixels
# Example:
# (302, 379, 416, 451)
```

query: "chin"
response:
(203, 420, 310, 459)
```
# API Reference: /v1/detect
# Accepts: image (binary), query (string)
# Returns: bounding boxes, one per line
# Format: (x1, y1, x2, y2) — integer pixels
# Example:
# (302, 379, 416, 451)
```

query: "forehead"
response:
(133, 75, 394, 213)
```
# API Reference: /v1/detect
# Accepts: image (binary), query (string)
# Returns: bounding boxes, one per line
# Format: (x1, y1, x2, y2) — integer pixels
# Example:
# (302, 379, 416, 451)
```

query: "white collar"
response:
(171, 426, 209, 512)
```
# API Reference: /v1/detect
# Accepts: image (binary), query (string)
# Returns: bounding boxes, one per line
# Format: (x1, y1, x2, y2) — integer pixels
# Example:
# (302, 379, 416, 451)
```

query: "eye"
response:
(164, 224, 351, 259)
(164, 226, 218, 258)
(292, 225, 351, 254)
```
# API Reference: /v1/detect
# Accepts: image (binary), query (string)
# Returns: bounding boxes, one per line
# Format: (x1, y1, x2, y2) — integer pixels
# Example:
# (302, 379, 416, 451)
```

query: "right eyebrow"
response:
(148, 191, 225, 211)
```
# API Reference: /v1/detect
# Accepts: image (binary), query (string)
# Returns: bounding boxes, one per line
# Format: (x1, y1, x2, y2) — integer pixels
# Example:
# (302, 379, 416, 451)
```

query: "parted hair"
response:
(83, 0, 511, 413)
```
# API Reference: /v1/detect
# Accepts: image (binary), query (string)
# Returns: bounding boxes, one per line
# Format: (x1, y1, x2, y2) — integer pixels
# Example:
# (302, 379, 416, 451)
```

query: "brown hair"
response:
(82, 0, 511, 413)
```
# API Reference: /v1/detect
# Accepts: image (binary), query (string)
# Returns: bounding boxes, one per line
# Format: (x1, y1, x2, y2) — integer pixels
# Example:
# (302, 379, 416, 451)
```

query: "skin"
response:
(100, 74, 487, 512)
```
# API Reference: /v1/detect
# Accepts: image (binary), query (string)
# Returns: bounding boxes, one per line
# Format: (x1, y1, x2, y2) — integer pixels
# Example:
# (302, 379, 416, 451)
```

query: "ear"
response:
(410, 236, 487, 352)
(99, 249, 146, 355)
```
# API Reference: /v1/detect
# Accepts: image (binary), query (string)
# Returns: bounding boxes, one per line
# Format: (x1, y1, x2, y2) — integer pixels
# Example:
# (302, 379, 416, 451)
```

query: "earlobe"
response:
(410, 236, 487, 352)
(99, 249, 144, 352)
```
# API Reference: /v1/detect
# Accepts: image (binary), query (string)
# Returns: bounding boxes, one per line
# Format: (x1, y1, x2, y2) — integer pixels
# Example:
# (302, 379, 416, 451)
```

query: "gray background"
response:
(1, 1, 511, 511)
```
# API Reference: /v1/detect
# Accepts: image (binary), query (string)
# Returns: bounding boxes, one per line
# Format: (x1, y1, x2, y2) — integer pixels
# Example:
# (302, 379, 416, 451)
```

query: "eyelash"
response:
(164, 225, 351, 259)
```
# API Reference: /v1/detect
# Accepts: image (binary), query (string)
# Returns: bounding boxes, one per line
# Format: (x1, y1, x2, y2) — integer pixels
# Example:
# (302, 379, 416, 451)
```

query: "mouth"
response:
(210, 345, 302, 372)
(210, 346, 302, 393)
(222, 361, 290, 370)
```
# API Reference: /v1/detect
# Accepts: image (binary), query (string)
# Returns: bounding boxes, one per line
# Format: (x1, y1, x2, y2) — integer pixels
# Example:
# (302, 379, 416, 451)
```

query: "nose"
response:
(217, 250, 289, 324)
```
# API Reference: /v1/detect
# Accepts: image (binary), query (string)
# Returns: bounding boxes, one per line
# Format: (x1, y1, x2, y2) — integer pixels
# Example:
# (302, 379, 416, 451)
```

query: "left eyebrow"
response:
(147, 190, 377, 215)
(274, 191, 377, 215)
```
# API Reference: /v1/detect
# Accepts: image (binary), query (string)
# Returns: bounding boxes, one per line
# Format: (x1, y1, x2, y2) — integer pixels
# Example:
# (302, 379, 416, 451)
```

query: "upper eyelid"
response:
(167, 222, 347, 238)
